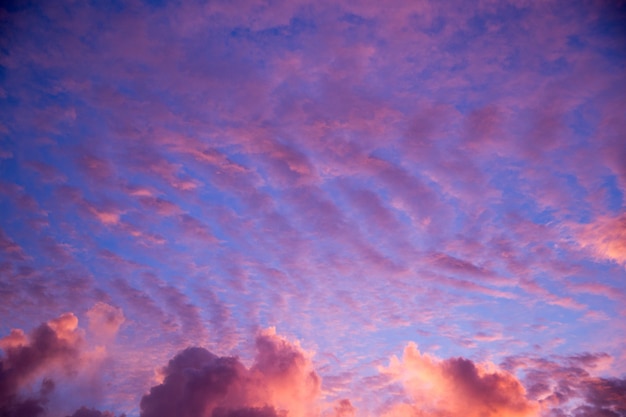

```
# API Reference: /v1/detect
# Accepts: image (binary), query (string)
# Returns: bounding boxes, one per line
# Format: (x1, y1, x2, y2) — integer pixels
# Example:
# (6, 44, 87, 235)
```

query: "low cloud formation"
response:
(0, 309, 125, 417)
(211, 407, 283, 417)
(86, 302, 126, 343)
(575, 377, 626, 416)
(140, 328, 320, 417)
(381, 343, 539, 417)
(65, 406, 123, 417)
(0, 313, 82, 414)
(2, 315, 624, 417)
(504, 353, 626, 417)
(0, 378, 54, 417)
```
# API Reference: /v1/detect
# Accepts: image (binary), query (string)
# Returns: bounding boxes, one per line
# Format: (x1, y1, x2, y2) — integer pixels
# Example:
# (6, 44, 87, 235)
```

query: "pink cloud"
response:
(86, 302, 125, 343)
(176, 214, 219, 245)
(381, 342, 539, 417)
(1, 1, 625, 416)
(502, 352, 626, 416)
(0, 313, 82, 413)
(573, 214, 626, 267)
(0, 228, 28, 262)
(0, 310, 133, 416)
(329, 399, 356, 417)
(140, 328, 320, 417)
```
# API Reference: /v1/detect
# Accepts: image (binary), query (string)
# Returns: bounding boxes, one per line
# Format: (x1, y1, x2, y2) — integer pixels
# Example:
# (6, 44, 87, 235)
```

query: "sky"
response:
(0, 0, 625, 416)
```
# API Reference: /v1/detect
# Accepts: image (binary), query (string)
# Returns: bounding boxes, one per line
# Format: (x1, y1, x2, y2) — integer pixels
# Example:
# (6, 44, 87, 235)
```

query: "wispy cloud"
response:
(1, 0, 625, 415)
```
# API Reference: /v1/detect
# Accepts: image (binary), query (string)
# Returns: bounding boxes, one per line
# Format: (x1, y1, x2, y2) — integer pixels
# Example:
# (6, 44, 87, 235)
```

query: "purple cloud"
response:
(1, 0, 625, 415)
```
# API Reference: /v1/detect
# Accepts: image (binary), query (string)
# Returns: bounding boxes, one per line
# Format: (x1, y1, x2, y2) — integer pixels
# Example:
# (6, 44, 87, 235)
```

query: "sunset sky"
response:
(1, 0, 625, 416)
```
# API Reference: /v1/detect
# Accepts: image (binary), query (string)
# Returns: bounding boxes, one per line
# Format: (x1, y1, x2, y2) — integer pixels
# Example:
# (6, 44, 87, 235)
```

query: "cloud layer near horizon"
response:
(2, 313, 626, 417)
(1, 0, 625, 415)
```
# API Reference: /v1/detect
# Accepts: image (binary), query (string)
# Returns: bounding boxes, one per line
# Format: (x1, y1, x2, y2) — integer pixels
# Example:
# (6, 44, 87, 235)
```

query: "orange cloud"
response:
(574, 214, 626, 266)
(381, 343, 539, 417)
(249, 327, 320, 417)
(0, 329, 28, 350)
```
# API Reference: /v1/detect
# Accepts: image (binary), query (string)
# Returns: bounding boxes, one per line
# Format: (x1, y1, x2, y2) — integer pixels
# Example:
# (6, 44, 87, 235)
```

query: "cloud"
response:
(574, 214, 626, 267)
(330, 399, 356, 417)
(2, 314, 624, 417)
(86, 302, 126, 342)
(65, 406, 122, 417)
(139, 348, 244, 417)
(381, 342, 539, 417)
(574, 377, 626, 417)
(0, 309, 130, 417)
(0, 329, 28, 350)
(140, 328, 320, 417)
(0, 313, 82, 415)
(501, 352, 626, 417)
(0, 0, 625, 416)
(211, 407, 283, 417)
(250, 328, 321, 414)
(0, 313, 82, 400)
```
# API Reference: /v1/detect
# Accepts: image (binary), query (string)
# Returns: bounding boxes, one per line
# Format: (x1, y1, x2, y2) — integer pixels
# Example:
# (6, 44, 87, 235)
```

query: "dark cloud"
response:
(503, 353, 626, 417)
(1, 315, 624, 417)
(0, 314, 81, 412)
(0, 378, 53, 417)
(141, 329, 320, 417)
(140, 348, 245, 417)
(0, 313, 122, 417)
(211, 406, 283, 417)
(573, 377, 626, 417)
(0, 397, 46, 417)
(65, 406, 123, 417)
(442, 357, 534, 413)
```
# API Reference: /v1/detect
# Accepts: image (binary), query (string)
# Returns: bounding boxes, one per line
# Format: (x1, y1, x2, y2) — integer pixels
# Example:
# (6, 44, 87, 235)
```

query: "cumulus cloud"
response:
(0, 329, 28, 350)
(0, 313, 81, 395)
(65, 406, 124, 417)
(381, 343, 539, 417)
(0, 309, 128, 417)
(139, 348, 245, 417)
(250, 328, 321, 415)
(86, 302, 126, 342)
(0, 313, 82, 415)
(2, 315, 623, 417)
(211, 406, 283, 417)
(140, 328, 320, 417)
